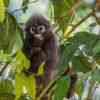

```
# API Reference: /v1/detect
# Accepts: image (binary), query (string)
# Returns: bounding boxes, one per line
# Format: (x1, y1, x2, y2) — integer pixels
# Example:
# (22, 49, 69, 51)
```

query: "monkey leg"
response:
(35, 67, 53, 100)
(40, 65, 56, 100)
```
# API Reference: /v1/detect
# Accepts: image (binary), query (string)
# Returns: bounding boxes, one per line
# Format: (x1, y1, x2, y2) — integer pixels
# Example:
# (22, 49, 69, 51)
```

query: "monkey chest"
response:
(29, 51, 47, 73)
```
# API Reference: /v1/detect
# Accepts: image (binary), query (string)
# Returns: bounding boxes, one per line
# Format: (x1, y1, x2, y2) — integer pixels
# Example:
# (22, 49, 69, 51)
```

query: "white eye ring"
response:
(30, 27, 35, 34)
(37, 25, 46, 33)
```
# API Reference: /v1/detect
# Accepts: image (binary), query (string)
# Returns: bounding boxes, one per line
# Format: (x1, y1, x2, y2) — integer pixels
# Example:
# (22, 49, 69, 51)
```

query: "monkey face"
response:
(29, 24, 46, 40)
(24, 15, 53, 41)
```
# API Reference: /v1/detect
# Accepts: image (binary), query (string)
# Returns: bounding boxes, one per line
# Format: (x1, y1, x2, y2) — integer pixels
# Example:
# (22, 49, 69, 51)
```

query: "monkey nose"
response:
(34, 34, 44, 40)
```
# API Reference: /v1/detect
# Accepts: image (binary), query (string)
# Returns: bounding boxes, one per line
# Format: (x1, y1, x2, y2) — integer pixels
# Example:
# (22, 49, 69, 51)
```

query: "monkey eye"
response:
(37, 25, 46, 34)
(30, 27, 35, 34)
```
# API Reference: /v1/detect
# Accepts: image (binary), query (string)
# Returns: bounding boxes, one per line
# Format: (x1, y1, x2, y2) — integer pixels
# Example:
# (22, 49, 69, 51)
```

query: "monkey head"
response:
(24, 14, 54, 47)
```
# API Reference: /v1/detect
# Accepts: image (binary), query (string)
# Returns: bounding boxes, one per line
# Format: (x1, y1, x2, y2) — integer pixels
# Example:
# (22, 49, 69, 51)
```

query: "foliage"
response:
(0, 13, 23, 53)
(15, 73, 36, 100)
(53, 76, 70, 100)
(59, 32, 100, 72)
(0, 0, 5, 23)
(0, 0, 100, 100)
(0, 79, 15, 100)
(15, 50, 30, 73)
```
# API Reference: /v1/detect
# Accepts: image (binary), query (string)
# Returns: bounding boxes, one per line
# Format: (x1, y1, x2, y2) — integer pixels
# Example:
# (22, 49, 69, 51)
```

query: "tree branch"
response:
(0, 62, 10, 76)
(92, 9, 100, 24)
(37, 70, 69, 100)
(0, 53, 17, 76)
(66, 11, 94, 38)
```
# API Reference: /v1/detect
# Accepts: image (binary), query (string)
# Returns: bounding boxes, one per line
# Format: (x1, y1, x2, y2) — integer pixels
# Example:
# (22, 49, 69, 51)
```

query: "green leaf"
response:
(0, 79, 14, 94)
(93, 40, 100, 55)
(0, 52, 12, 62)
(37, 62, 45, 76)
(3, 0, 9, 7)
(0, 79, 15, 100)
(53, 76, 70, 100)
(0, 93, 15, 100)
(71, 56, 92, 72)
(91, 70, 100, 82)
(59, 32, 100, 73)
(0, 13, 23, 53)
(51, 0, 76, 32)
(0, 0, 5, 23)
(15, 73, 36, 100)
(15, 50, 30, 73)
(75, 79, 84, 96)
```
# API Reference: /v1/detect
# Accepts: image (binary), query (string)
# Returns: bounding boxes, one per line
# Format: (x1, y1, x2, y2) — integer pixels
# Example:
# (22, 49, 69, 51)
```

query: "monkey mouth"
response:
(34, 34, 44, 40)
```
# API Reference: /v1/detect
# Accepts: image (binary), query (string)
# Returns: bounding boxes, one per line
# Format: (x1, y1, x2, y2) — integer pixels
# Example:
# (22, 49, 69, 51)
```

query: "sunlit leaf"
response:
(15, 73, 36, 100)
(0, 52, 12, 62)
(0, 0, 5, 23)
(37, 62, 45, 76)
(15, 50, 30, 73)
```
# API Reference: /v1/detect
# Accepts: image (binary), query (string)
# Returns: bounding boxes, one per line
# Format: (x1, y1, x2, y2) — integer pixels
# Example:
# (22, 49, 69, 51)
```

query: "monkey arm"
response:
(45, 35, 59, 64)
(43, 35, 59, 84)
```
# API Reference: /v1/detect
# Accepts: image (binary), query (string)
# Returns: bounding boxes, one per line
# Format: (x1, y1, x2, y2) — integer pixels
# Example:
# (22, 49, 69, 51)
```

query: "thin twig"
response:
(92, 9, 100, 24)
(37, 78, 57, 100)
(0, 62, 10, 76)
(11, 0, 38, 14)
(66, 11, 94, 38)
(37, 16, 98, 98)
(37, 72, 65, 100)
